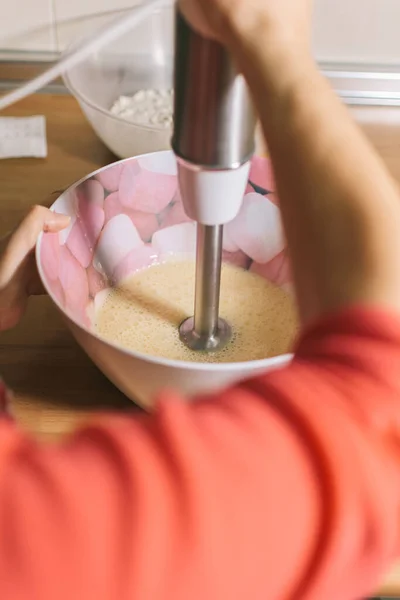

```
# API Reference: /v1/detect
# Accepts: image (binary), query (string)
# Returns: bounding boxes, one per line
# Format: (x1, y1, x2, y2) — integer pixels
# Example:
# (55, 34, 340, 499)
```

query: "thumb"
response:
(0, 206, 70, 288)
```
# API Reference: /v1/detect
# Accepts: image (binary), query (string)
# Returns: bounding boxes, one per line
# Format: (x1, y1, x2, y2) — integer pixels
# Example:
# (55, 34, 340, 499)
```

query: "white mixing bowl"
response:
(36, 151, 293, 408)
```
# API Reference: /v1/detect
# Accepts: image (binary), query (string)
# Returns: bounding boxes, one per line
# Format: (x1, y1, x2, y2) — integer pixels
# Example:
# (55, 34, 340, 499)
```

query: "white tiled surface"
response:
(313, 0, 400, 64)
(0, 0, 56, 52)
(54, 9, 123, 51)
(0, 0, 400, 63)
(53, 0, 144, 50)
(54, 0, 139, 21)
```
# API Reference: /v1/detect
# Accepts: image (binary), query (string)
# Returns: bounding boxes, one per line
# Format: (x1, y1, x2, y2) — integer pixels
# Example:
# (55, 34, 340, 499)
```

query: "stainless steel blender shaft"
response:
(173, 9, 255, 352)
(194, 225, 223, 337)
(179, 224, 232, 351)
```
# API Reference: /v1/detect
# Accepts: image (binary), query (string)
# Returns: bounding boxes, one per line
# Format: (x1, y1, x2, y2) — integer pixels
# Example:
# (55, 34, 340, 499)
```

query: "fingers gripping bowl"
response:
(36, 151, 295, 408)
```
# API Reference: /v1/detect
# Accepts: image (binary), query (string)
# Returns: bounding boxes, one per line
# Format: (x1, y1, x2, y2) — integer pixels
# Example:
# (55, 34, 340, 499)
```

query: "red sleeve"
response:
(1, 306, 400, 600)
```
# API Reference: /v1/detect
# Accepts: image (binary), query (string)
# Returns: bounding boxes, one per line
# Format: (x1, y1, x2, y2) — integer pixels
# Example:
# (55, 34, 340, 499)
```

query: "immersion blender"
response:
(172, 9, 256, 352)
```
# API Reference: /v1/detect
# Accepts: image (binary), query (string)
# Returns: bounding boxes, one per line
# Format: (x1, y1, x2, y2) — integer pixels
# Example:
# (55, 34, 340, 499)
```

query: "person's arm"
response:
(202, 1, 400, 324)
(241, 48, 400, 322)
(1, 307, 400, 600)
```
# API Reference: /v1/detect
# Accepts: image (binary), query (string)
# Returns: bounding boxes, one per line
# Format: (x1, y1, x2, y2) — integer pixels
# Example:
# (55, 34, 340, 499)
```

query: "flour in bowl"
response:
(110, 89, 173, 128)
(94, 260, 298, 363)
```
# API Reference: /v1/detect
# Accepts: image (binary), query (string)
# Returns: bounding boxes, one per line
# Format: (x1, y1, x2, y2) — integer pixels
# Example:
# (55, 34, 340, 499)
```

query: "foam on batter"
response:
(94, 260, 298, 363)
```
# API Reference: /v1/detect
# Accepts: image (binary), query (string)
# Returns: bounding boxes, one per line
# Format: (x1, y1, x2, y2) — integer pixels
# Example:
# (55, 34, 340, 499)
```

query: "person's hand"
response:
(178, 0, 312, 57)
(0, 205, 70, 332)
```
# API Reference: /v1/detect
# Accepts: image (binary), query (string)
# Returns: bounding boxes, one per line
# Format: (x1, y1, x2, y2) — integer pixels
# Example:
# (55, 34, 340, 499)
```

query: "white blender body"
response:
(177, 158, 250, 226)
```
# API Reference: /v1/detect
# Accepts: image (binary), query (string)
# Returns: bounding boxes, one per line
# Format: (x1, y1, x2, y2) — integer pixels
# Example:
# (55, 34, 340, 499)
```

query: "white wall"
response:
(0, 0, 141, 52)
(313, 0, 400, 64)
(0, 0, 400, 63)
(0, 0, 57, 52)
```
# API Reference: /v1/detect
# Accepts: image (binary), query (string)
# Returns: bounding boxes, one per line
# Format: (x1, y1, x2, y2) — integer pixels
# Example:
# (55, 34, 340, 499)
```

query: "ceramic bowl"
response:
(36, 150, 293, 408)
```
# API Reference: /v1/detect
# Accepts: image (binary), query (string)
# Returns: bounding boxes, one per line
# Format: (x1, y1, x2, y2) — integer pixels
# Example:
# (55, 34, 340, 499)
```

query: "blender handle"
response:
(171, 8, 256, 170)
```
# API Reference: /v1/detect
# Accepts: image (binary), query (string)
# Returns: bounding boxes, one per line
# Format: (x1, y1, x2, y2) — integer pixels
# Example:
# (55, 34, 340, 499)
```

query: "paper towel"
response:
(0, 115, 47, 159)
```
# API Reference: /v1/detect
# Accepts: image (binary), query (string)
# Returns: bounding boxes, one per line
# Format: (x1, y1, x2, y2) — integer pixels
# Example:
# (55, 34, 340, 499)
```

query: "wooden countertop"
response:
(1, 93, 400, 596)
(0, 94, 135, 442)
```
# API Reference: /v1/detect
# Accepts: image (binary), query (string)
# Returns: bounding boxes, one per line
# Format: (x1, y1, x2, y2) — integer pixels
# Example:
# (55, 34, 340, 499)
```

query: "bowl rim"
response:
(62, 3, 174, 134)
(36, 150, 294, 373)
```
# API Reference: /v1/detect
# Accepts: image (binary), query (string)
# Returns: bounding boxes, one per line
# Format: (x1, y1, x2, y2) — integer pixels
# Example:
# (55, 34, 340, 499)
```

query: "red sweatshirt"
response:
(1, 306, 400, 600)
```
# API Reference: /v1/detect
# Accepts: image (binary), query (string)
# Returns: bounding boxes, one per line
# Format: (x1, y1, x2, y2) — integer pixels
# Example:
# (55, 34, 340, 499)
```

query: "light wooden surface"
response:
(1, 94, 400, 596)
(0, 94, 135, 444)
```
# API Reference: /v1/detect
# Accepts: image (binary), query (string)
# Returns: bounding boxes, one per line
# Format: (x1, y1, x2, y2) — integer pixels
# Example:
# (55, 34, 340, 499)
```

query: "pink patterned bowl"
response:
(36, 150, 293, 408)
